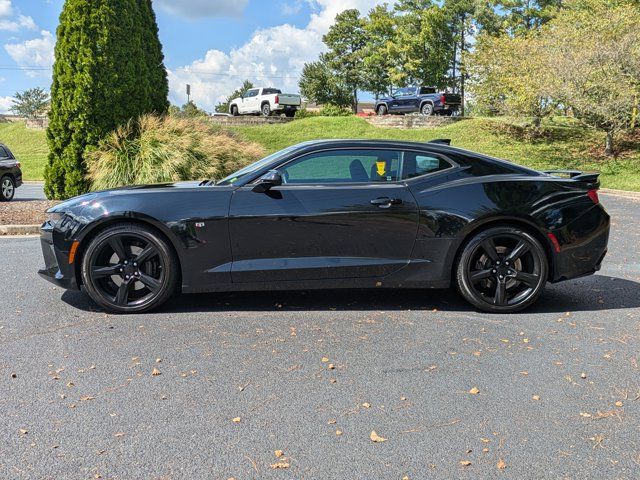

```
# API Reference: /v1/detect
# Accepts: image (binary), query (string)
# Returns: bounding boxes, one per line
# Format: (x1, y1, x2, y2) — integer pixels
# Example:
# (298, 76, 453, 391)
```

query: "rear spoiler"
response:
(543, 170, 600, 187)
(428, 138, 451, 146)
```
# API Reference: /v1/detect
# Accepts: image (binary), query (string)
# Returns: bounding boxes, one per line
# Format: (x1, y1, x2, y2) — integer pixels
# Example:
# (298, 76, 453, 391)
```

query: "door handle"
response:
(371, 197, 402, 208)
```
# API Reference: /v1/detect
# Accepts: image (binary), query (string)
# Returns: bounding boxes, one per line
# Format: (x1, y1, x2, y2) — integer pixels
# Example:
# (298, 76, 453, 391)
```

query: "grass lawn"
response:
(2, 116, 639, 191)
(0, 121, 49, 181)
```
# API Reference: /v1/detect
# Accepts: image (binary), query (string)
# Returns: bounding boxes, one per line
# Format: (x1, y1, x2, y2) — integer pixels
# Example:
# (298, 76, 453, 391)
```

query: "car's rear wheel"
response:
(456, 226, 548, 313)
(377, 104, 388, 116)
(421, 103, 434, 116)
(1, 175, 15, 201)
(262, 103, 271, 117)
(81, 224, 179, 314)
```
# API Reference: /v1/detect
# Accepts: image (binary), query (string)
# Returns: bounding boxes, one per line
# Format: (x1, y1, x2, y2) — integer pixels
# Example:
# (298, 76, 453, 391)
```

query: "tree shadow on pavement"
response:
(61, 274, 640, 314)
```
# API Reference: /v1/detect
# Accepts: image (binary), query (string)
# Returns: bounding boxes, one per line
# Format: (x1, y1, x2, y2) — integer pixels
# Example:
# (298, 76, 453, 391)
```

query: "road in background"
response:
(14, 182, 46, 202)
(1, 194, 638, 479)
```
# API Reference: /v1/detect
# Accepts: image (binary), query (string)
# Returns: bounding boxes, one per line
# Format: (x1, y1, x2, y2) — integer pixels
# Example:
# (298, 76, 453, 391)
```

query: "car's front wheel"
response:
(81, 224, 179, 314)
(455, 226, 548, 313)
(231, 105, 239, 116)
(1, 175, 15, 201)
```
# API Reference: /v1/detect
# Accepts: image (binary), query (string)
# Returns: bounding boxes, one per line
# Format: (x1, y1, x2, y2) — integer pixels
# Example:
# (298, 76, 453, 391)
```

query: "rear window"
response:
(262, 88, 282, 95)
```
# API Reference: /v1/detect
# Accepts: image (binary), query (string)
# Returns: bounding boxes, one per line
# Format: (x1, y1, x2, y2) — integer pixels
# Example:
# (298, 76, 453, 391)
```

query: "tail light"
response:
(587, 189, 599, 204)
(440, 94, 446, 105)
(275, 95, 279, 105)
(15, 162, 20, 168)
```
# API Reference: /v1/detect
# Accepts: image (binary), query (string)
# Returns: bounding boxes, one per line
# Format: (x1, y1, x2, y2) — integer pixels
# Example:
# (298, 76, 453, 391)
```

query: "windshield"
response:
(216, 145, 300, 185)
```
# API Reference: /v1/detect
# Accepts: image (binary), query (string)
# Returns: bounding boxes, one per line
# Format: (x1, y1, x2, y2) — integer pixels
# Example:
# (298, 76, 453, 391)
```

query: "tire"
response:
(80, 223, 179, 314)
(284, 110, 295, 118)
(420, 103, 434, 116)
(231, 105, 239, 116)
(455, 226, 548, 313)
(1, 175, 15, 201)
(377, 104, 388, 116)
(262, 103, 271, 117)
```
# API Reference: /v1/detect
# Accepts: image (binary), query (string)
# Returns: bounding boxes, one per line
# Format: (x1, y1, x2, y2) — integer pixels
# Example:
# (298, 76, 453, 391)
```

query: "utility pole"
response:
(186, 84, 191, 104)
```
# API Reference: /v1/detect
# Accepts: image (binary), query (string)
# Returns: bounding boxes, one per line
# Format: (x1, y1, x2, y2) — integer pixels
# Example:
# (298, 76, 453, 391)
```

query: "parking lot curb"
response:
(601, 188, 640, 200)
(0, 224, 41, 236)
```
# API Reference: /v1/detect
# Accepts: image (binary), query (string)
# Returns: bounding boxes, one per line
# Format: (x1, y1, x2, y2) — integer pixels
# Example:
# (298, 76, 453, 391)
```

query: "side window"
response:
(0, 146, 8, 158)
(400, 152, 452, 180)
(244, 89, 258, 98)
(280, 149, 402, 184)
(419, 87, 436, 95)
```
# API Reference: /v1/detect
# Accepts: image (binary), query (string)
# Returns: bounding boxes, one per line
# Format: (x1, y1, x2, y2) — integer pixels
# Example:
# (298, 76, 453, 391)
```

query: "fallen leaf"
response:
(80, 396, 95, 402)
(336, 429, 343, 436)
(532, 395, 540, 401)
(232, 417, 241, 423)
(328, 363, 335, 370)
(66, 382, 74, 388)
(362, 402, 371, 409)
(19, 428, 28, 435)
(497, 458, 506, 469)
(274, 450, 284, 458)
(460, 460, 472, 466)
(321, 357, 329, 363)
(370, 431, 387, 442)
(328, 419, 336, 425)
(155, 358, 162, 363)
(580, 372, 587, 379)
(523, 338, 530, 343)
(114, 432, 125, 438)
(483, 448, 489, 453)
(469, 387, 480, 395)
(580, 412, 592, 418)
(614, 401, 623, 407)
(151, 367, 161, 376)
(270, 462, 290, 469)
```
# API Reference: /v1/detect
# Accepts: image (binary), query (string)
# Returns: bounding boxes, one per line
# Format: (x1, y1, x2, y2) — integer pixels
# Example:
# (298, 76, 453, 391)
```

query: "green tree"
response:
(322, 9, 367, 112)
(493, 0, 564, 35)
(543, 0, 640, 154)
(389, 3, 453, 90)
(361, 4, 396, 98)
(215, 80, 254, 113)
(45, 0, 169, 200)
(299, 59, 352, 108)
(10, 87, 50, 119)
(171, 100, 208, 118)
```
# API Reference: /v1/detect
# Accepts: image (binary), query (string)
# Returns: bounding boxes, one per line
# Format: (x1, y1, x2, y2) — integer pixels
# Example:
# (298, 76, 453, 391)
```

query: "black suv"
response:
(375, 86, 461, 116)
(0, 143, 22, 201)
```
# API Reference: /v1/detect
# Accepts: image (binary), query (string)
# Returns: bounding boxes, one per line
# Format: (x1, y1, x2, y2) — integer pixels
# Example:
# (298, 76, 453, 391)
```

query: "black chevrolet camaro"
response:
(39, 139, 610, 314)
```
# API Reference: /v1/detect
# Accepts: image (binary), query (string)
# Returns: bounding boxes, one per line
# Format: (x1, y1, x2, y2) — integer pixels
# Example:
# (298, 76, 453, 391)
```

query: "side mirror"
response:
(252, 170, 283, 193)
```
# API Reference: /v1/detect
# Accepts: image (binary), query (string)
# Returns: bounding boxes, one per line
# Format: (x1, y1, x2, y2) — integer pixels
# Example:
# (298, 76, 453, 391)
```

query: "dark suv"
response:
(375, 87, 461, 116)
(0, 143, 22, 201)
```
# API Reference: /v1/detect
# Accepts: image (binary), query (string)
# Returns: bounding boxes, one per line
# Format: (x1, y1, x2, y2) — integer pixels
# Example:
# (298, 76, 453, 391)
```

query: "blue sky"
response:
(0, 0, 388, 112)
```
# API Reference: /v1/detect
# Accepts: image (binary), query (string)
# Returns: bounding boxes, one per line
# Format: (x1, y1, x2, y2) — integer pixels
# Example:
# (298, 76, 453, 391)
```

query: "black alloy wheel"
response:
(81, 224, 178, 313)
(456, 226, 548, 313)
(1, 175, 15, 201)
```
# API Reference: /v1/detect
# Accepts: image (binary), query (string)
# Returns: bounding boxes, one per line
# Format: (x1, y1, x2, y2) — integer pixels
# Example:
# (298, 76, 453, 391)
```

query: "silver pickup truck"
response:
(229, 87, 302, 117)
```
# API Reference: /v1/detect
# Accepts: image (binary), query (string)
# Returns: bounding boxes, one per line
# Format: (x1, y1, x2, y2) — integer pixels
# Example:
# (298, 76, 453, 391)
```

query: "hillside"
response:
(2, 117, 638, 191)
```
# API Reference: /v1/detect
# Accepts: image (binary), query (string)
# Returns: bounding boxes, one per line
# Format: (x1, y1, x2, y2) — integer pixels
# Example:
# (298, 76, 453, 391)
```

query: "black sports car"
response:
(38, 139, 610, 314)
(0, 143, 22, 201)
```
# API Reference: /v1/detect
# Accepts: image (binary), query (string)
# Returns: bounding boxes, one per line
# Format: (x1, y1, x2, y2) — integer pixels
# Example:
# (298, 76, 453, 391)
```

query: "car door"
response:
(398, 88, 419, 112)
(240, 89, 259, 113)
(228, 148, 420, 283)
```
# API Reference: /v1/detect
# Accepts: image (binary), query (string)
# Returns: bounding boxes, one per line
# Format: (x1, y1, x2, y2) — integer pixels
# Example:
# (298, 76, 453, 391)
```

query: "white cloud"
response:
(0, 95, 14, 114)
(4, 30, 55, 77)
(0, 0, 13, 17)
(0, 14, 37, 32)
(168, 0, 388, 111)
(154, 0, 248, 18)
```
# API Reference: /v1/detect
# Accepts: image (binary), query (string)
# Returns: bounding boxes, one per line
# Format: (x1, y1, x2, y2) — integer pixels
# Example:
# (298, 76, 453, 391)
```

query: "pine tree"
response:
(45, 0, 169, 200)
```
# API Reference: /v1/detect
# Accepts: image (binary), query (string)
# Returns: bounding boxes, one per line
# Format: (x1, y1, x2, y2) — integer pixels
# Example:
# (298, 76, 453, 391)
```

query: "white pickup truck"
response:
(229, 87, 302, 117)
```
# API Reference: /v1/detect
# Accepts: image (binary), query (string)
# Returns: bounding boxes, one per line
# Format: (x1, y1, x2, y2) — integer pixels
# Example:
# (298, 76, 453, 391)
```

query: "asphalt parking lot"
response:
(1, 193, 638, 479)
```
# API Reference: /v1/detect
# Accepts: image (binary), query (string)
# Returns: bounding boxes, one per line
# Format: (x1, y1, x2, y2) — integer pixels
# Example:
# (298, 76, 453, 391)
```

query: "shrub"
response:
(86, 115, 265, 190)
(294, 108, 319, 119)
(319, 104, 353, 117)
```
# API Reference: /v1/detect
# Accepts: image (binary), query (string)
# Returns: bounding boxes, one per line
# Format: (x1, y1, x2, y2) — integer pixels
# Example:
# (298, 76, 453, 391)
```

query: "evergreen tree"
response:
(45, 0, 169, 200)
